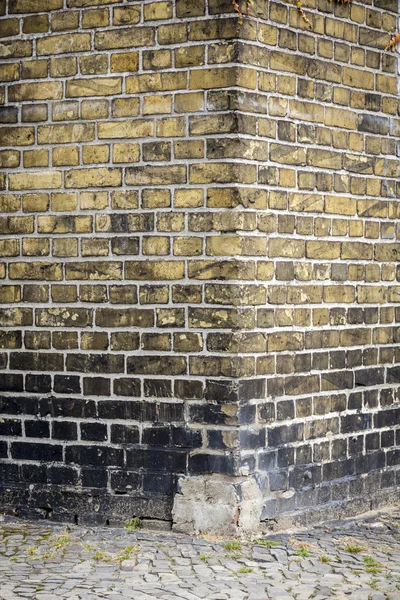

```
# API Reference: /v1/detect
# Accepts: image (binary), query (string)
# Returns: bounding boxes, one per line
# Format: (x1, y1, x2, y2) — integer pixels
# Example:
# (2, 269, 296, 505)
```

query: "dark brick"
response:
(144, 379, 172, 398)
(98, 400, 156, 421)
(10, 352, 63, 372)
(341, 413, 372, 434)
(80, 423, 108, 442)
(110, 470, 141, 493)
(189, 453, 234, 475)
(66, 445, 123, 467)
(11, 442, 62, 462)
(66, 353, 124, 374)
(83, 377, 111, 396)
(142, 426, 170, 446)
(25, 374, 51, 394)
(25, 420, 50, 438)
(81, 468, 108, 488)
(111, 424, 139, 444)
(143, 472, 173, 495)
(52, 421, 78, 441)
(172, 426, 202, 448)
(354, 367, 384, 387)
(0, 396, 38, 415)
(0, 374, 23, 392)
(174, 379, 203, 400)
(54, 375, 81, 394)
(39, 397, 96, 419)
(126, 448, 186, 472)
(268, 423, 304, 447)
(0, 418, 22, 437)
(113, 378, 141, 397)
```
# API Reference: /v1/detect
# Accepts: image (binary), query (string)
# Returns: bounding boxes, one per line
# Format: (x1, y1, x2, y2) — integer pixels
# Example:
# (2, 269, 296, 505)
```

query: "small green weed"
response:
(253, 539, 280, 547)
(125, 517, 142, 533)
(367, 577, 380, 590)
(295, 546, 311, 558)
(223, 541, 242, 551)
(344, 544, 363, 554)
(319, 555, 330, 563)
(363, 556, 383, 574)
(237, 567, 253, 574)
(199, 554, 213, 561)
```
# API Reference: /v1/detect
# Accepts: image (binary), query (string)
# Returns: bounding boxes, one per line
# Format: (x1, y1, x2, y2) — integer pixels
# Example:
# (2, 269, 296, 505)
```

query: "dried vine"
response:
(232, 0, 400, 52)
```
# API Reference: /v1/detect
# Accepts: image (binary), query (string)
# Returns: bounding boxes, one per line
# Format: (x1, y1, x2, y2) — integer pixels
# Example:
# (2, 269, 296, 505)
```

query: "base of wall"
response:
(1, 477, 399, 535)
(0, 483, 172, 526)
(262, 486, 400, 532)
(172, 474, 264, 537)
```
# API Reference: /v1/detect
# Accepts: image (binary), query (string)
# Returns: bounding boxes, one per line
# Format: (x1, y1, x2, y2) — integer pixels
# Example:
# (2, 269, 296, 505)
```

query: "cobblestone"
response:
(0, 508, 400, 599)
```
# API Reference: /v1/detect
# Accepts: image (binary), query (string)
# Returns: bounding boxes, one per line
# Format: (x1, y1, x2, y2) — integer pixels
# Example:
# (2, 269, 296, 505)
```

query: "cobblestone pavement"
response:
(1, 508, 400, 600)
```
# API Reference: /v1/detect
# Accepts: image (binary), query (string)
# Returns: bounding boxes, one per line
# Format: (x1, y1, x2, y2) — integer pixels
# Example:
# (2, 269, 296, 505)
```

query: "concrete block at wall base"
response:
(172, 474, 263, 537)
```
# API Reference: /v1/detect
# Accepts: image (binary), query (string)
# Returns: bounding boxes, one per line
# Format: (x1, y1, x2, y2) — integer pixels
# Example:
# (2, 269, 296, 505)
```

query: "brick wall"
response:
(0, 0, 399, 528)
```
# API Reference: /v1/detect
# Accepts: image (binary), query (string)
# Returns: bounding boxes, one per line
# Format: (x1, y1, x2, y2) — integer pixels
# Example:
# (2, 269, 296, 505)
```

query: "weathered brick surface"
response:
(0, 0, 399, 526)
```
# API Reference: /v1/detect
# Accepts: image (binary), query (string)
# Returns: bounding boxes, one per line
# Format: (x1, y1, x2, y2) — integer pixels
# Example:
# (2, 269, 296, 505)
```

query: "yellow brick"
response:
(0, 63, 19, 82)
(142, 236, 170, 256)
(174, 140, 204, 159)
(82, 99, 109, 120)
(22, 238, 49, 257)
(80, 192, 108, 210)
(126, 72, 186, 93)
(157, 213, 185, 232)
(0, 150, 20, 168)
(189, 163, 256, 184)
(142, 189, 171, 209)
(51, 192, 78, 212)
(38, 215, 91, 234)
(111, 190, 138, 210)
(52, 102, 79, 121)
(175, 92, 203, 113)
(269, 238, 305, 258)
(306, 241, 341, 259)
(125, 261, 184, 280)
(22, 193, 49, 212)
(9, 171, 62, 191)
(174, 237, 202, 256)
(53, 238, 78, 257)
(66, 78, 122, 98)
(98, 120, 153, 139)
(126, 165, 186, 185)
(9, 81, 62, 101)
(325, 195, 356, 216)
(95, 28, 155, 51)
(65, 167, 121, 189)
(66, 262, 122, 281)
(53, 146, 79, 167)
(174, 189, 203, 208)
(23, 149, 48, 168)
(9, 0, 62, 12)
(113, 143, 140, 164)
(324, 285, 355, 303)
(0, 126, 34, 147)
(9, 262, 62, 281)
(82, 8, 109, 28)
(144, 1, 173, 20)
(110, 51, 139, 73)
(206, 236, 267, 256)
(157, 117, 186, 137)
(82, 144, 109, 165)
(37, 33, 90, 55)
(113, 6, 141, 25)
(50, 56, 77, 77)
(38, 123, 95, 145)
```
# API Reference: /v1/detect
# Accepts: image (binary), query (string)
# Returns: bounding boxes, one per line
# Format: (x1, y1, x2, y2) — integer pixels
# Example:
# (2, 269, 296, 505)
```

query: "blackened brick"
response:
(0, 418, 22, 437)
(189, 453, 234, 475)
(25, 374, 51, 394)
(54, 375, 81, 394)
(144, 379, 172, 398)
(113, 378, 141, 397)
(39, 397, 96, 418)
(341, 413, 372, 434)
(80, 422, 108, 442)
(52, 421, 78, 441)
(11, 442, 62, 462)
(81, 468, 108, 488)
(111, 424, 139, 444)
(83, 377, 110, 396)
(0, 374, 23, 392)
(142, 426, 170, 446)
(25, 420, 50, 438)
(66, 445, 123, 467)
